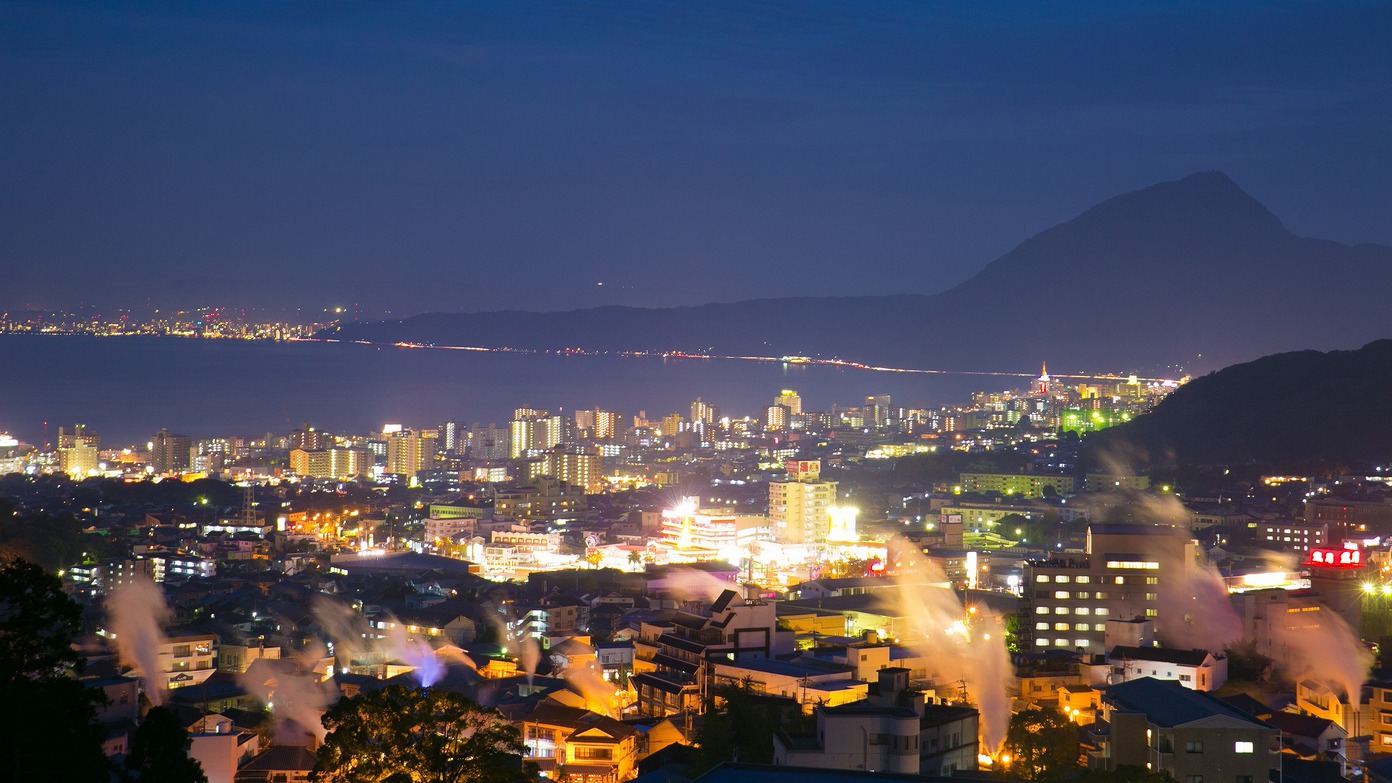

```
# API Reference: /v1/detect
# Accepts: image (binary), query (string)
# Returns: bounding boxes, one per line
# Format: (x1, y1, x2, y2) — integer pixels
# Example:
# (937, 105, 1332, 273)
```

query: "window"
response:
(868, 733, 887, 745)
(1179, 674, 1192, 682)
(1055, 591, 1071, 599)
(1075, 591, 1091, 599)
(1055, 622, 1070, 631)
(1075, 623, 1090, 632)
(1036, 607, 1049, 615)
(1036, 574, 1051, 583)
(1076, 576, 1091, 584)
(1146, 577, 1159, 585)
(573, 747, 613, 760)
(1234, 741, 1254, 754)
(1075, 639, 1090, 647)
(1095, 608, 1109, 616)
(1055, 639, 1070, 647)
(1036, 622, 1050, 631)
(1186, 741, 1203, 753)
(1095, 592, 1109, 600)
(1114, 576, 1126, 585)
(1055, 607, 1069, 615)
(1055, 575, 1070, 583)
(1075, 607, 1090, 616)
(1145, 609, 1158, 618)
(1145, 593, 1158, 601)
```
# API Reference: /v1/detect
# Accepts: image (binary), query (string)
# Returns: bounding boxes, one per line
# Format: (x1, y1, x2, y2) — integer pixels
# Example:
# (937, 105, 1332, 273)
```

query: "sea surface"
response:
(0, 335, 1000, 445)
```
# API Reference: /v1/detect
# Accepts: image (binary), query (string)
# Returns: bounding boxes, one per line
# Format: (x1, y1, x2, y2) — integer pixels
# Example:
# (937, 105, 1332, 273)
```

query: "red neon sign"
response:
(1308, 547, 1362, 568)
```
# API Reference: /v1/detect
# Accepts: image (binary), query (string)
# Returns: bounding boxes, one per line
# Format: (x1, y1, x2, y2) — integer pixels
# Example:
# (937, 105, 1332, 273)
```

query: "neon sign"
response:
(1308, 546, 1363, 568)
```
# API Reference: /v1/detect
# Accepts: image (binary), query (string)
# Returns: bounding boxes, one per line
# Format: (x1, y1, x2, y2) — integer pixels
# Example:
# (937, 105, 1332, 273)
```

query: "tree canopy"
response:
(313, 685, 531, 783)
(122, 706, 209, 783)
(0, 557, 111, 781)
(999, 707, 1079, 781)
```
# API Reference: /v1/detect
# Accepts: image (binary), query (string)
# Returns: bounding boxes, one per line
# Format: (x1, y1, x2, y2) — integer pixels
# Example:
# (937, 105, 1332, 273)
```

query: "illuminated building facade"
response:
(385, 429, 436, 477)
(769, 460, 838, 545)
(959, 472, 1075, 498)
(1020, 524, 1193, 651)
(150, 429, 193, 474)
(289, 447, 372, 479)
(660, 497, 770, 552)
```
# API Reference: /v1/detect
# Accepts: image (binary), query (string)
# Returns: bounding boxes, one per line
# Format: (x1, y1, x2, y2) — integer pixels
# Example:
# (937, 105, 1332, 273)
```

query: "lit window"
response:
(1075, 623, 1090, 632)
(1054, 575, 1070, 583)
(1075, 639, 1089, 647)
(1036, 622, 1050, 631)
(1055, 607, 1069, 615)
(1234, 741, 1254, 754)
(1114, 576, 1125, 585)
(1036, 575, 1050, 583)
(1076, 576, 1091, 584)
(1036, 607, 1049, 615)
(1054, 639, 1069, 647)
(1055, 622, 1070, 631)
(1035, 639, 1049, 647)
(1055, 591, 1070, 599)
(1095, 608, 1109, 616)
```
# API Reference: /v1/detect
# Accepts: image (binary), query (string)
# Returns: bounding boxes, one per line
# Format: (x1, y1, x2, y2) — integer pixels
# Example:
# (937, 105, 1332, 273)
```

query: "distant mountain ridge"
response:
(1083, 339, 1392, 469)
(321, 172, 1392, 374)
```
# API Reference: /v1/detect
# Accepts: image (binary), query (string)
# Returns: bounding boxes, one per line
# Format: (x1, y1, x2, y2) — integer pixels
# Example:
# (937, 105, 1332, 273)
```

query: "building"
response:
(519, 702, 639, 783)
(1306, 497, 1392, 538)
(769, 460, 838, 545)
(510, 410, 566, 458)
(1085, 474, 1153, 492)
(1021, 524, 1194, 651)
(1258, 520, 1328, 553)
(289, 447, 372, 479)
(152, 428, 193, 474)
(540, 446, 605, 494)
(385, 429, 437, 477)
(493, 478, 585, 521)
(1106, 646, 1228, 691)
(661, 497, 770, 553)
(959, 472, 1075, 498)
(58, 424, 100, 476)
(1089, 677, 1279, 782)
(773, 668, 979, 776)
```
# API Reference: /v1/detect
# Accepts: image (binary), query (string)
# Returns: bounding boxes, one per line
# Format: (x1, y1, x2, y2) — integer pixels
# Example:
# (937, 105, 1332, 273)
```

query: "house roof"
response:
(239, 745, 317, 772)
(1104, 677, 1273, 729)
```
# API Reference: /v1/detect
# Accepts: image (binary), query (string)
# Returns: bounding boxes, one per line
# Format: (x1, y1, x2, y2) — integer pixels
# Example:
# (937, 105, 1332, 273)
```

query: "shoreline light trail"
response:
(294, 337, 1182, 385)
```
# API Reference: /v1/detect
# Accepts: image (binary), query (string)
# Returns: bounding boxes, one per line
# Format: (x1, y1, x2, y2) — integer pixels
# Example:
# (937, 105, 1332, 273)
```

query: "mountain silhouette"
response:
(1083, 339, 1392, 469)
(322, 172, 1392, 375)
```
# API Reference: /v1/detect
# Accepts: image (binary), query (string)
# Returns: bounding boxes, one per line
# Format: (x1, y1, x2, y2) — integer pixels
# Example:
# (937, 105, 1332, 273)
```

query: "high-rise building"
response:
(439, 420, 461, 453)
(765, 405, 788, 431)
(290, 447, 373, 479)
(151, 428, 193, 474)
(1020, 523, 1196, 652)
(58, 424, 100, 477)
(385, 429, 436, 477)
(690, 398, 718, 437)
(659, 413, 685, 438)
(864, 394, 892, 429)
(469, 423, 510, 460)
(776, 389, 802, 416)
(541, 445, 605, 494)
(289, 424, 329, 451)
(593, 409, 619, 440)
(769, 460, 838, 544)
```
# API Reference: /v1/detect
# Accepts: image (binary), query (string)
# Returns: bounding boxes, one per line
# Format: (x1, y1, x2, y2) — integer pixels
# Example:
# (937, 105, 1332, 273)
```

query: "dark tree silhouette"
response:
(121, 706, 209, 783)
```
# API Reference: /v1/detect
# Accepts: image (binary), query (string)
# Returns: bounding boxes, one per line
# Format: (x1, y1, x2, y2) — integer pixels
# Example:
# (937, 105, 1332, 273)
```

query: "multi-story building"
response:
(1088, 677, 1279, 782)
(1020, 524, 1193, 651)
(519, 702, 639, 783)
(959, 472, 1075, 498)
(289, 447, 372, 479)
(660, 497, 770, 552)
(689, 398, 718, 438)
(58, 423, 100, 476)
(385, 428, 437, 477)
(540, 445, 604, 494)
(493, 478, 585, 521)
(769, 460, 838, 545)
(1257, 520, 1328, 553)
(152, 428, 193, 474)
(774, 668, 979, 776)
(1306, 497, 1392, 538)
(509, 410, 566, 458)
(1105, 646, 1228, 691)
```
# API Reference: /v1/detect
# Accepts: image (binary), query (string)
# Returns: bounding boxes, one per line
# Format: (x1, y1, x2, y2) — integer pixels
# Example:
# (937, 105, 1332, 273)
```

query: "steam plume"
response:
(106, 578, 172, 706)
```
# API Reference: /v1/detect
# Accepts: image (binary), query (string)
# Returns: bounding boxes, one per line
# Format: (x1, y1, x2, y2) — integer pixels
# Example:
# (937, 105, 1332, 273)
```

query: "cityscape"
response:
(3, 3, 1392, 783)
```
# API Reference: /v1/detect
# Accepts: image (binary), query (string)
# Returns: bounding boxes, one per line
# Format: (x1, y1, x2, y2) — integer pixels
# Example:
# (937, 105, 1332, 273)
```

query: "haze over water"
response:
(0, 335, 999, 445)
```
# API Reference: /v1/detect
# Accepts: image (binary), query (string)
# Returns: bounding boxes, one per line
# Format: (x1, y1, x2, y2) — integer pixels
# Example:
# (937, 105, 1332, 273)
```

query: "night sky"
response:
(3, 1, 1389, 316)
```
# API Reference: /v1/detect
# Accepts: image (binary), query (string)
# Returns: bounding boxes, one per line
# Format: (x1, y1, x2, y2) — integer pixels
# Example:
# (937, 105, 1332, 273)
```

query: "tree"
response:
(121, 706, 209, 783)
(0, 557, 112, 781)
(313, 684, 532, 783)
(999, 707, 1078, 781)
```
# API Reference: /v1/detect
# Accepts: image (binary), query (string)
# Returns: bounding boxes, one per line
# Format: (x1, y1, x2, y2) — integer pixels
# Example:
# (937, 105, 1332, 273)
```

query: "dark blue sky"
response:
(3, 1, 1389, 316)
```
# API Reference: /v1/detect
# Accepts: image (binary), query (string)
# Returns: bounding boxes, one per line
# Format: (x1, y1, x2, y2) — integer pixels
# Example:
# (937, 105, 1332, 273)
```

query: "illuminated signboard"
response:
(1308, 547, 1363, 568)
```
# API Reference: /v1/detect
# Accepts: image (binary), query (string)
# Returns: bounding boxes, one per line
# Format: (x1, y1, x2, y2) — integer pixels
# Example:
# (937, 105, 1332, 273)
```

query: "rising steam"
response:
(881, 537, 1013, 753)
(106, 578, 172, 706)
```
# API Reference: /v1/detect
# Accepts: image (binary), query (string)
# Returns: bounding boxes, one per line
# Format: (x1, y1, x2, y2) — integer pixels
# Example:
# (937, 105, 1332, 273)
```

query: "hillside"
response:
(320, 172, 1392, 374)
(1083, 339, 1392, 470)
